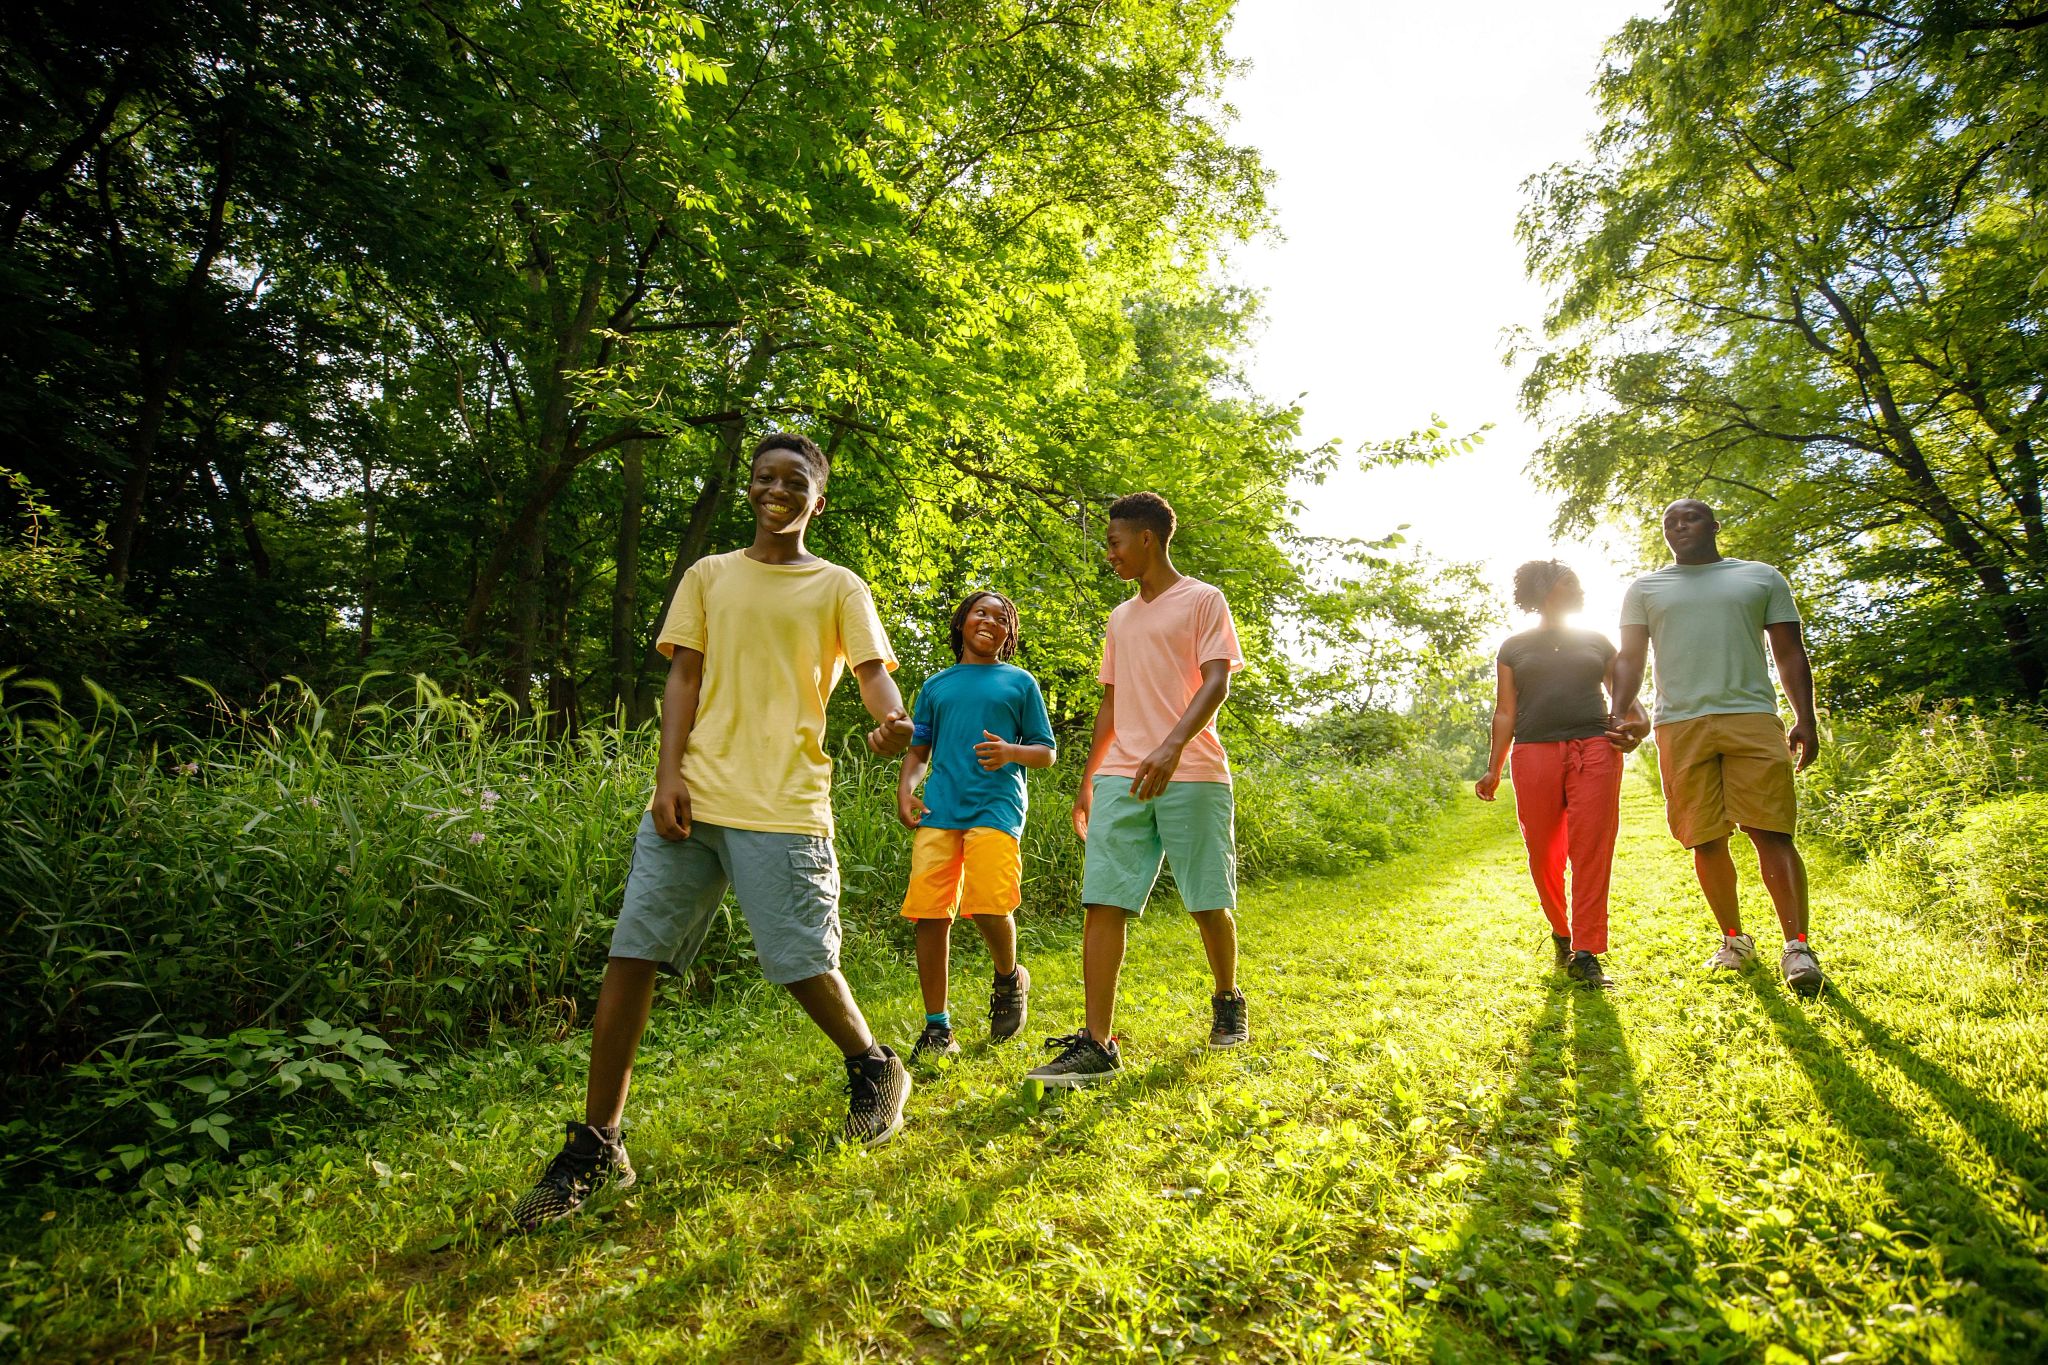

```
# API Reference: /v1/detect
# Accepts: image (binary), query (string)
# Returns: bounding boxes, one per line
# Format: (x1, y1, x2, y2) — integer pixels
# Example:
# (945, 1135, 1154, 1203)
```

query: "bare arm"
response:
(1607, 624, 1650, 732)
(1475, 661, 1515, 801)
(975, 734, 1056, 771)
(1071, 685, 1117, 839)
(855, 658, 914, 755)
(650, 648, 704, 841)
(1765, 621, 1820, 771)
(896, 743, 931, 827)
(1131, 659, 1232, 800)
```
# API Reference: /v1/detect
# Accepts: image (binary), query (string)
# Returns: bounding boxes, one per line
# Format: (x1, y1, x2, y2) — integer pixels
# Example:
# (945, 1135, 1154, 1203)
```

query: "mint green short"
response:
(1080, 775, 1238, 914)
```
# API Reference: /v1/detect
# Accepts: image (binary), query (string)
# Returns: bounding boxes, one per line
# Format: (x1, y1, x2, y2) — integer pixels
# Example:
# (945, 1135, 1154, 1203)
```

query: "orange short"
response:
(899, 826, 1022, 920)
(1655, 711, 1798, 848)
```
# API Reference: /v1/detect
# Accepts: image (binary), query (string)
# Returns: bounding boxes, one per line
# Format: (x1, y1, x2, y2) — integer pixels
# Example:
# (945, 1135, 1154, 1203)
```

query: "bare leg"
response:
(1691, 835, 1743, 936)
(1744, 827, 1810, 940)
(970, 911, 1019, 975)
(1082, 904, 1129, 1043)
(1190, 908, 1238, 994)
(584, 956, 660, 1128)
(913, 919, 952, 1016)
(783, 970, 877, 1057)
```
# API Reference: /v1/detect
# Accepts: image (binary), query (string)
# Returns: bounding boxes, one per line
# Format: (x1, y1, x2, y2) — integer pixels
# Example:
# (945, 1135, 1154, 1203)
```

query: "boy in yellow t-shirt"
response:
(513, 432, 917, 1231)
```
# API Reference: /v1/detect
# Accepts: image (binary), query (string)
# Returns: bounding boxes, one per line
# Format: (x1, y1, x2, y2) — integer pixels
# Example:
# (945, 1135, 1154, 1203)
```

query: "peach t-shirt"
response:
(1098, 576, 1244, 785)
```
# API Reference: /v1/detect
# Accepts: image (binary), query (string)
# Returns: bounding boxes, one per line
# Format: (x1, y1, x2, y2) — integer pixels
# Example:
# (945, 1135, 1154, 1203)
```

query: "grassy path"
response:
(15, 777, 2048, 1362)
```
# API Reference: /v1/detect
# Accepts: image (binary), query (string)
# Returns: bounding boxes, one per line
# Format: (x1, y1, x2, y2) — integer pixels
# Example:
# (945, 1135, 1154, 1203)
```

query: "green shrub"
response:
(1934, 793, 2048, 924)
(2, 677, 1462, 1190)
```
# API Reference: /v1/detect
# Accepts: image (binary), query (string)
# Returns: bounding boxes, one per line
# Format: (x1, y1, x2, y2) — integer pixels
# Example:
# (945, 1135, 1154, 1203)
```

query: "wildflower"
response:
(468, 831, 487, 846)
(175, 761, 200, 777)
(481, 788, 501, 810)
(303, 794, 323, 809)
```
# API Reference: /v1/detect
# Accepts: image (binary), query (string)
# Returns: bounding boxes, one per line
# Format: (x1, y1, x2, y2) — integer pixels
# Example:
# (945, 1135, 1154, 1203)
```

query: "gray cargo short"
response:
(609, 815, 842, 985)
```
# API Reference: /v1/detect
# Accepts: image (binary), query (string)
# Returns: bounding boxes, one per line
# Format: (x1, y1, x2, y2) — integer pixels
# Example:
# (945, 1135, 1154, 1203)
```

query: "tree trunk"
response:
(609, 437, 648, 718)
(634, 413, 749, 723)
(543, 543, 579, 736)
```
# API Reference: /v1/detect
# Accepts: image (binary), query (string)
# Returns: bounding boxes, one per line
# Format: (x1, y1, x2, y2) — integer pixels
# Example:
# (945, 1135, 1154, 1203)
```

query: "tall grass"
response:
(1, 675, 1459, 1190)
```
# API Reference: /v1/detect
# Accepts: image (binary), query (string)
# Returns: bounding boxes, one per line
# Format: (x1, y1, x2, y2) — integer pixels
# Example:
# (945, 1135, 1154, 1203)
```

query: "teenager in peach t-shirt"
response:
(1026, 491, 1247, 1087)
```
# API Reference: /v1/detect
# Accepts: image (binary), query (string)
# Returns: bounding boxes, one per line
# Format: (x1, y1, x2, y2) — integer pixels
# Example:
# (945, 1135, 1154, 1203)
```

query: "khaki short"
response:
(1655, 712, 1797, 848)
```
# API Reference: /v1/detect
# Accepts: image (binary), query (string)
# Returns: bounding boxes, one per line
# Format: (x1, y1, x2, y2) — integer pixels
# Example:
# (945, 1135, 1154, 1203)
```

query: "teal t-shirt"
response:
(909, 662, 1057, 838)
(1620, 558, 1801, 725)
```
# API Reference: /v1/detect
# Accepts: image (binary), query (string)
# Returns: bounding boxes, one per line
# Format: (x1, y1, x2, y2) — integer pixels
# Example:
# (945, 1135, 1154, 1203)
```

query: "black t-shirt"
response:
(1497, 627, 1615, 744)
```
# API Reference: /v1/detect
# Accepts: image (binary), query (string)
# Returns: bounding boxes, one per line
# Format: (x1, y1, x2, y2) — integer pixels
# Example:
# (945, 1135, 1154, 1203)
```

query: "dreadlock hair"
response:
(949, 590, 1020, 661)
(751, 431, 830, 489)
(1512, 559, 1580, 614)
(1107, 490, 1175, 545)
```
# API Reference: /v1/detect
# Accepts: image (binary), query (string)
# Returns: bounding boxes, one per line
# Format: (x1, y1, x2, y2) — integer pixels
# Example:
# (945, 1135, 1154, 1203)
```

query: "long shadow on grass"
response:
(1740, 975, 2048, 1357)
(1405, 984, 1733, 1361)
(1823, 989, 2048, 1183)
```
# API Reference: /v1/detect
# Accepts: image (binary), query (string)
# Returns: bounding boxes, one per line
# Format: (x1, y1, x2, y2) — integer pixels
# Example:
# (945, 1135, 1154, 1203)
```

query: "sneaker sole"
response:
(1206, 1036, 1249, 1050)
(1027, 1069, 1119, 1088)
(1786, 973, 1825, 998)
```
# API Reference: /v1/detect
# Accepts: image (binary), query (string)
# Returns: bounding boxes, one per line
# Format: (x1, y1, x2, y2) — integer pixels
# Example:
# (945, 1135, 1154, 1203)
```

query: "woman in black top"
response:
(1475, 561, 1647, 987)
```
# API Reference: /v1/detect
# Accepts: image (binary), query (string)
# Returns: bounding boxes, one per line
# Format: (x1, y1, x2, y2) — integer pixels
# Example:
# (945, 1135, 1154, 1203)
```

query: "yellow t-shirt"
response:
(653, 549, 895, 836)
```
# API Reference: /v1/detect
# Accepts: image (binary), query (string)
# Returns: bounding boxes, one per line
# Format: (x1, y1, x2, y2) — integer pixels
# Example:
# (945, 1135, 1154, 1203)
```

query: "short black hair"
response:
(1513, 559, 1579, 613)
(1108, 491, 1175, 545)
(949, 590, 1019, 661)
(752, 431, 830, 489)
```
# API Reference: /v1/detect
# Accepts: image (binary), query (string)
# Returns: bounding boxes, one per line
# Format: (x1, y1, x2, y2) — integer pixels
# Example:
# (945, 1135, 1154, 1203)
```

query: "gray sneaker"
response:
(988, 964, 1030, 1043)
(1025, 1032, 1122, 1088)
(842, 1047, 911, 1147)
(1706, 933, 1757, 973)
(1781, 941, 1825, 997)
(1567, 950, 1614, 990)
(1208, 989, 1249, 1049)
(1551, 933, 1573, 969)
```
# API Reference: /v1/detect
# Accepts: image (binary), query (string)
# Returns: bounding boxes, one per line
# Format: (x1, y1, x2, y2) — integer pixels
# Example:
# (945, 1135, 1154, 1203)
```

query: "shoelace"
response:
(845, 1058, 881, 1110)
(1215, 995, 1245, 1028)
(1043, 1032, 1097, 1063)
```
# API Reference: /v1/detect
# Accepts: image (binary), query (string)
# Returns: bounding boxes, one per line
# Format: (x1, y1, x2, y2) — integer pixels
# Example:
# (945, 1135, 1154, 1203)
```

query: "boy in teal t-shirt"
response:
(895, 591, 1057, 1060)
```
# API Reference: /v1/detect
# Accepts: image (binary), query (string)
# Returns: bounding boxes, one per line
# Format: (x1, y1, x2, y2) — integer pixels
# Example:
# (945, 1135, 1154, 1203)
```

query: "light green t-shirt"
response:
(1620, 558, 1800, 726)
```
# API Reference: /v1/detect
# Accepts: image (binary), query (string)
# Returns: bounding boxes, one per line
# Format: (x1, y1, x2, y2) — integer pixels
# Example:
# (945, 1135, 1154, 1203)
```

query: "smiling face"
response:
(747, 448, 825, 534)
(1662, 499, 1720, 562)
(957, 594, 1017, 663)
(1103, 519, 1152, 581)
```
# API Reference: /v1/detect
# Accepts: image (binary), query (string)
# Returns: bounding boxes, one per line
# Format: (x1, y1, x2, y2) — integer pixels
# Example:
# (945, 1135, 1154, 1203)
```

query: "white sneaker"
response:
(1706, 933, 1757, 972)
(1781, 941, 1825, 997)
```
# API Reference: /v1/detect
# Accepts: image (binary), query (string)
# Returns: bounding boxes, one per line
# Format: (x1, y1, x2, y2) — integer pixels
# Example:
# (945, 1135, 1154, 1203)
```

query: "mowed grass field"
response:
(12, 777, 2048, 1362)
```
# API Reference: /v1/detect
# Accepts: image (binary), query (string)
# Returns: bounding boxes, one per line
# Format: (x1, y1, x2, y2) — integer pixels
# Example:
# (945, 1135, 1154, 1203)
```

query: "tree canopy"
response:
(1518, 0, 2048, 704)
(1, 0, 1354, 725)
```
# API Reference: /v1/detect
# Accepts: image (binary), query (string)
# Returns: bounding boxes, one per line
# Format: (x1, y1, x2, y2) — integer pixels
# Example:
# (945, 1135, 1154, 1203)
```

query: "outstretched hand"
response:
(867, 709, 915, 757)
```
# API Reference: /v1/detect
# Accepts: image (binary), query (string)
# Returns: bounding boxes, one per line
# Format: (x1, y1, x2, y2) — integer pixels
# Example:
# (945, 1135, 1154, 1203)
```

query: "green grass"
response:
(9, 777, 2047, 1361)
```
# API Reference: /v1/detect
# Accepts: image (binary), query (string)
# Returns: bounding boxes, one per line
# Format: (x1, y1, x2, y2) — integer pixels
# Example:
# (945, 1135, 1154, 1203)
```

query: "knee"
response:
(1690, 836, 1730, 859)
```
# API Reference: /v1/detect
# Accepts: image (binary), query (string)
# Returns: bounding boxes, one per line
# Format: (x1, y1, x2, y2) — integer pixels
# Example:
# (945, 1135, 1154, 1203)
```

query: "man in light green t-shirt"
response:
(1608, 500, 1826, 997)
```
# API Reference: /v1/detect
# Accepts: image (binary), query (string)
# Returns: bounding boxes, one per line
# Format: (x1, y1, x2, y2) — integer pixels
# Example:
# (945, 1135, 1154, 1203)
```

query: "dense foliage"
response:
(0, 677, 1459, 1191)
(0, 0, 1377, 722)
(1518, 0, 2048, 704)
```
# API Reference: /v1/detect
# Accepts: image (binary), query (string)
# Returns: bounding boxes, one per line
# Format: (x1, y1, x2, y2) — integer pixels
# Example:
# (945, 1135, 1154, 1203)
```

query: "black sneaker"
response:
(1551, 933, 1573, 969)
(842, 1046, 911, 1147)
(1024, 1031, 1122, 1088)
(1567, 950, 1615, 990)
(988, 964, 1030, 1043)
(1208, 989, 1249, 1049)
(910, 1022, 960, 1063)
(511, 1122, 636, 1232)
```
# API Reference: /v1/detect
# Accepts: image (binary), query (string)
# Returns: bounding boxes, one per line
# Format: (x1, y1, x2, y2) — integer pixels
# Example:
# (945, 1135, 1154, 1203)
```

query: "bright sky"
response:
(1223, 0, 1652, 642)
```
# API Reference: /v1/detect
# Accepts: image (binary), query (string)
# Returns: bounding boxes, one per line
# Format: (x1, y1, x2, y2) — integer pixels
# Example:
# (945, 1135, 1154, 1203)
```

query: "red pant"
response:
(1509, 736, 1622, 954)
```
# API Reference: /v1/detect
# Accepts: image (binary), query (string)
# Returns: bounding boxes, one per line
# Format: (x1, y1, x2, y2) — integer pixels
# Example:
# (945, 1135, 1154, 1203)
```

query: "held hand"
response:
(867, 709, 915, 757)
(1474, 772, 1501, 802)
(651, 773, 693, 842)
(1786, 718, 1820, 772)
(1130, 741, 1183, 800)
(974, 730, 1016, 772)
(896, 787, 927, 829)
(1071, 787, 1092, 842)
(1605, 714, 1650, 753)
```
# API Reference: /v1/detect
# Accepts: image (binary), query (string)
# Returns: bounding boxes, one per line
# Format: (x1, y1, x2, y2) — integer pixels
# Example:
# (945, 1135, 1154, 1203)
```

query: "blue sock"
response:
(926, 1011, 950, 1030)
